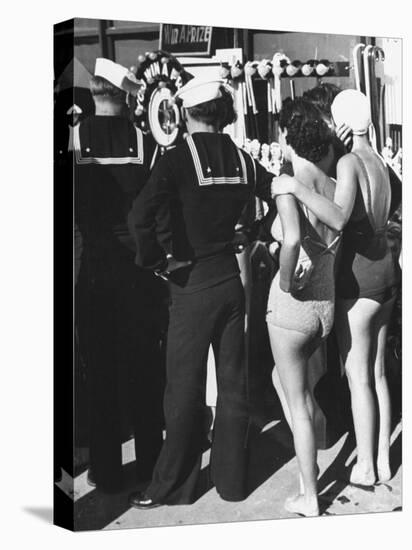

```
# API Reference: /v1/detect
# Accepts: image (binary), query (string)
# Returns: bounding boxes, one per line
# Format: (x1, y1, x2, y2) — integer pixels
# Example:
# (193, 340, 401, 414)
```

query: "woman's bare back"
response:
(296, 167, 339, 247)
(348, 147, 391, 229)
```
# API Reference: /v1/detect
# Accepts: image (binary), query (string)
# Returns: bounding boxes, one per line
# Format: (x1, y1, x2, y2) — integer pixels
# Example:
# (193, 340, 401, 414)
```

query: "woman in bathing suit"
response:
(266, 98, 340, 517)
(272, 89, 401, 487)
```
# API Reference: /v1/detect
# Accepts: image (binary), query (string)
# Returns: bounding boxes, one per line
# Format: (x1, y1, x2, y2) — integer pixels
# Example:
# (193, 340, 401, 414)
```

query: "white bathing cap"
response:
(331, 89, 371, 135)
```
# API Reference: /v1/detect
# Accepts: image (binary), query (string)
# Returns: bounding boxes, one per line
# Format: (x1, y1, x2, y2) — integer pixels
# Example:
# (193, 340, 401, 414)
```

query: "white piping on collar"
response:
(187, 135, 248, 186)
(73, 123, 144, 165)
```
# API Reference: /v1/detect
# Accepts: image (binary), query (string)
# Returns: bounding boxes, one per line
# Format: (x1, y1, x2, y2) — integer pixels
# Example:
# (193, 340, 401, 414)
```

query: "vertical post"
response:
(381, 84, 387, 144)
(99, 20, 115, 61)
(106, 20, 115, 61)
(98, 20, 107, 58)
(234, 28, 239, 49)
(290, 79, 295, 100)
(243, 29, 253, 61)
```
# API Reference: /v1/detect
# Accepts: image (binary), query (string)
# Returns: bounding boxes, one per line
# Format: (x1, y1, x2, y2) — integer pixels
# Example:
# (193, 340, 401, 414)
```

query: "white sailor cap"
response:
(94, 58, 140, 94)
(331, 89, 371, 135)
(174, 78, 224, 108)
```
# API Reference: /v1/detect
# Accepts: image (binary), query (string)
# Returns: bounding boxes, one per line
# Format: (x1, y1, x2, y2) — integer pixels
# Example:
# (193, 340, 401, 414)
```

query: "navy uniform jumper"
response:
(74, 115, 167, 492)
(131, 132, 274, 503)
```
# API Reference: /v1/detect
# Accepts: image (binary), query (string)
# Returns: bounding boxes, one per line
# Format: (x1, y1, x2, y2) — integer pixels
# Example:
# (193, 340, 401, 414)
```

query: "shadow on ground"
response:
(318, 426, 402, 516)
(73, 460, 152, 531)
(22, 507, 53, 524)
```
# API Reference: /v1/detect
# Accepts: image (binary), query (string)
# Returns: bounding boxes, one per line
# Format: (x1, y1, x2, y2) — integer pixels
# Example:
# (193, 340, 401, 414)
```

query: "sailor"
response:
(128, 77, 275, 507)
(75, 58, 167, 493)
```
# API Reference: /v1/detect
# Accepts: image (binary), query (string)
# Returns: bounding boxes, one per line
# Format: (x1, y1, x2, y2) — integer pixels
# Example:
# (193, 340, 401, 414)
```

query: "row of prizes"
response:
(220, 54, 333, 145)
(219, 60, 259, 140)
(219, 54, 290, 143)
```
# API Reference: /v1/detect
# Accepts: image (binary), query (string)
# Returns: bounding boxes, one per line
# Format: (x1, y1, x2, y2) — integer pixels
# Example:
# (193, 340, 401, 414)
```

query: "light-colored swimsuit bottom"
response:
(266, 257, 335, 340)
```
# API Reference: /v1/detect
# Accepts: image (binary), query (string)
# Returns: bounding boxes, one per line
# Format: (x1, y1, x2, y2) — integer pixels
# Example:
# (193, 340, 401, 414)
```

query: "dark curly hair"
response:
(279, 97, 332, 163)
(186, 86, 237, 130)
(278, 97, 294, 132)
(302, 83, 341, 118)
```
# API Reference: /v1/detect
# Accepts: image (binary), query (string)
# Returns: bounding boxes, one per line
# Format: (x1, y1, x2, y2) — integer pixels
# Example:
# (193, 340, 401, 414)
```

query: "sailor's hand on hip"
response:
(156, 255, 192, 279)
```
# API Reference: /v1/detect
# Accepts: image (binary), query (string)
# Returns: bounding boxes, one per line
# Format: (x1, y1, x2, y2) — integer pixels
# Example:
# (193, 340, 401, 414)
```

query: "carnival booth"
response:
(60, 20, 401, 449)
(118, 23, 401, 449)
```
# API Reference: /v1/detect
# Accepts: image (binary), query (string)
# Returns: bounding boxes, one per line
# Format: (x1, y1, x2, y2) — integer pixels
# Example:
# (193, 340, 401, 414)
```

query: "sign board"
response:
(160, 24, 213, 56)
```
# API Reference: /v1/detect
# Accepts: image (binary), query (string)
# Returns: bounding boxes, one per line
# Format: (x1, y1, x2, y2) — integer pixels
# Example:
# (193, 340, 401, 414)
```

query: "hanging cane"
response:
(272, 53, 289, 115)
(353, 43, 365, 92)
(250, 65, 259, 140)
(244, 62, 254, 139)
(369, 47, 379, 150)
(371, 46, 385, 152)
(245, 61, 259, 140)
(258, 59, 273, 143)
(363, 45, 373, 111)
(363, 45, 377, 150)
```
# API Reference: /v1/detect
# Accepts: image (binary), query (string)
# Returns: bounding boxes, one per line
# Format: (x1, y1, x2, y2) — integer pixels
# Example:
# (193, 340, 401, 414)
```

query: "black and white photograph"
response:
(2, 1, 411, 548)
(48, 7, 406, 535)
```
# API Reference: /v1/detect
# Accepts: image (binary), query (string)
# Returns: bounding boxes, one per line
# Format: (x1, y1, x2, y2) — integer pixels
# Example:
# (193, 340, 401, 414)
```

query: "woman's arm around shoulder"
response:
(271, 155, 358, 232)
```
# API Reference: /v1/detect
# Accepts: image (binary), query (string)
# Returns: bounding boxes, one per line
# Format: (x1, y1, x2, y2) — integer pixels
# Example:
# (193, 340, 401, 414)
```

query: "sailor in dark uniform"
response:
(75, 58, 166, 493)
(128, 78, 276, 507)
(54, 89, 92, 484)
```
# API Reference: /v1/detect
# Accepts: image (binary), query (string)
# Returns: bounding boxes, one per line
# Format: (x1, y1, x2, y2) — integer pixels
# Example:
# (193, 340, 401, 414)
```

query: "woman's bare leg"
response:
(272, 366, 293, 428)
(272, 357, 321, 494)
(373, 295, 397, 482)
(268, 324, 319, 516)
(272, 337, 322, 431)
(335, 298, 381, 485)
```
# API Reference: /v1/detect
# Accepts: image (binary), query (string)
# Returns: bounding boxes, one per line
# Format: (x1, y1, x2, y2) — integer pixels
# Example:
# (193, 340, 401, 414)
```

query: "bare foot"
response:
(350, 463, 376, 487)
(284, 494, 319, 517)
